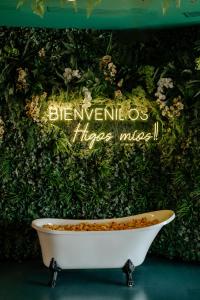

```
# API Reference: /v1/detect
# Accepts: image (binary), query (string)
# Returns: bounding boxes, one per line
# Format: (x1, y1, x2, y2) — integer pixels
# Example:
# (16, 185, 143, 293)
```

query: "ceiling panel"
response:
(0, 0, 200, 29)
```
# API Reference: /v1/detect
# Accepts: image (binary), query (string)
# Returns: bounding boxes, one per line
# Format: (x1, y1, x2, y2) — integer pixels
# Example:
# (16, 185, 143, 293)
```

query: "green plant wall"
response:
(0, 26, 199, 262)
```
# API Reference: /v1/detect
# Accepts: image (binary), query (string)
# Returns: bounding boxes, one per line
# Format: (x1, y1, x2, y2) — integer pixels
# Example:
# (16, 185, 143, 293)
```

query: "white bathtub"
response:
(32, 210, 175, 287)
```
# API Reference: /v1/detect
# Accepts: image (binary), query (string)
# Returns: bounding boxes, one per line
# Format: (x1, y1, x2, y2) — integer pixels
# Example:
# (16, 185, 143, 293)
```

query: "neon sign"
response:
(48, 106, 149, 121)
(47, 104, 159, 149)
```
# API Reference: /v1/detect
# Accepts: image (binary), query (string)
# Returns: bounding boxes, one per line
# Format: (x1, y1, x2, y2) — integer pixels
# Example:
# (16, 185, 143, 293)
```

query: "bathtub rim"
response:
(32, 210, 175, 235)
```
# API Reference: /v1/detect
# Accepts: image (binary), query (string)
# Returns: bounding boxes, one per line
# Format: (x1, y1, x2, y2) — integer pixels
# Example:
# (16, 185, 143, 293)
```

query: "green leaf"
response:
(16, 0, 26, 9)
(32, 1, 46, 17)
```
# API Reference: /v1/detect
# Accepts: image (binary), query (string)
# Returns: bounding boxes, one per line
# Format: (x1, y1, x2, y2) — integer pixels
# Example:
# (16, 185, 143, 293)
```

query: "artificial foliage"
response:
(0, 26, 199, 262)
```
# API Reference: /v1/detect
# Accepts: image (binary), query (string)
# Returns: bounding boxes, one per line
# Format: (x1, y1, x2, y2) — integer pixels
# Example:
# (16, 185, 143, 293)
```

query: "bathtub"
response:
(32, 210, 175, 287)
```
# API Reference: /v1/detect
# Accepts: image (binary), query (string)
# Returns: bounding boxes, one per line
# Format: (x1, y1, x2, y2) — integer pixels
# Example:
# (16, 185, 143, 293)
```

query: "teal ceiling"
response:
(0, 0, 200, 29)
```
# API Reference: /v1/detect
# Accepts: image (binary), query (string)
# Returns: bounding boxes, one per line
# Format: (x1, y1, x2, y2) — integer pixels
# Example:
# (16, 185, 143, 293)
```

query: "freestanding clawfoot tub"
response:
(32, 210, 175, 287)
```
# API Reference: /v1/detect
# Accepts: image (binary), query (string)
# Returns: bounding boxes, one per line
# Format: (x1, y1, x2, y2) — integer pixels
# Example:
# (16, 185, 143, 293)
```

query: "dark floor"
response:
(0, 256, 199, 300)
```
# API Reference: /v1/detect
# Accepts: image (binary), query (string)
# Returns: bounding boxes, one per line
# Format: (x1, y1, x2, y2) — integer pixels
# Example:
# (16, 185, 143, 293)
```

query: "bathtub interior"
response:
(32, 210, 175, 233)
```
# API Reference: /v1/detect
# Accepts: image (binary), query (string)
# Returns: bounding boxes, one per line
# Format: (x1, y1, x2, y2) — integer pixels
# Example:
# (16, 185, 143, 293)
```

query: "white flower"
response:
(38, 48, 45, 58)
(155, 92, 161, 98)
(177, 102, 184, 110)
(72, 69, 81, 79)
(83, 87, 92, 101)
(160, 94, 166, 100)
(157, 86, 164, 93)
(111, 71, 117, 77)
(158, 78, 173, 89)
(16, 67, 28, 91)
(82, 100, 91, 109)
(63, 68, 72, 81)
(108, 62, 117, 77)
(84, 91, 92, 101)
(155, 77, 174, 108)
(108, 62, 114, 70)
(17, 68, 27, 82)
(117, 78, 123, 88)
(82, 87, 88, 93)
(63, 68, 81, 82)
(82, 87, 92, 108)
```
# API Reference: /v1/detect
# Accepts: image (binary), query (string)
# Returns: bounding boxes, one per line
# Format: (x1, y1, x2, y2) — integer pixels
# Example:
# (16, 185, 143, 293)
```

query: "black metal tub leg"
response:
(48, 258, 62, 288)
(122, 259, 135, 287)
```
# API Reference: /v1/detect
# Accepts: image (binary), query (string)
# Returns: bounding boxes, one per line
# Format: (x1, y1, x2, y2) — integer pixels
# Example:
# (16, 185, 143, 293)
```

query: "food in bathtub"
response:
(43, 217, 159, 231)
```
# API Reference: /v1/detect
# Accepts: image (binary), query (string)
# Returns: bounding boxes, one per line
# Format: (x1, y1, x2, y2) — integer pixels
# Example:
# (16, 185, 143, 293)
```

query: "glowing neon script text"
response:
(72, 123, 113, 149)
(72, 122, 159, 148)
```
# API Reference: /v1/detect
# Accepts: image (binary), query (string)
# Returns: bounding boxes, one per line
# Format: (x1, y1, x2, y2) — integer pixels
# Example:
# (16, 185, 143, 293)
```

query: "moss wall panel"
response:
(0, 26, 199, 261)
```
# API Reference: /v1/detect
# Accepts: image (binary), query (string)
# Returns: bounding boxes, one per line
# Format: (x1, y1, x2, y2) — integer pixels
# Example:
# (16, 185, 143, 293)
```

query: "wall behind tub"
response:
(0, 26, 199, 262)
